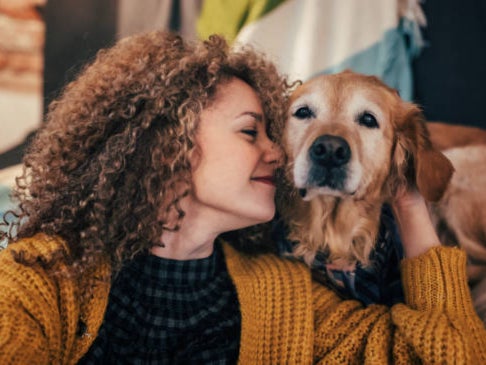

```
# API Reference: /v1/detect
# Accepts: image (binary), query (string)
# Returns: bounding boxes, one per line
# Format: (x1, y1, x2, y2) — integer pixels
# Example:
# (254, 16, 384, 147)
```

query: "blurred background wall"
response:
(412, 0, 486, 127)
(0, 0, 485, 170)
(0, 0, 45, 166)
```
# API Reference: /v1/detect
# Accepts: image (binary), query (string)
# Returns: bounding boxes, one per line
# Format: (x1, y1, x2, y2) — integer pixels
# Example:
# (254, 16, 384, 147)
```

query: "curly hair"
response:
(2, 31, 292, 277)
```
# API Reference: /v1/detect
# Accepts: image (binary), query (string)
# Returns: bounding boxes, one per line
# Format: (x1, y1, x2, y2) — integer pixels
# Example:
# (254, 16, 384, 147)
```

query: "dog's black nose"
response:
(309, 135, 351, 167)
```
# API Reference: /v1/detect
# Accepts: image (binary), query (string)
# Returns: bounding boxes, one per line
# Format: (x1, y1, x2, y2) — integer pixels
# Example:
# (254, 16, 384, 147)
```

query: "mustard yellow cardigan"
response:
(0, 234, 485, 364)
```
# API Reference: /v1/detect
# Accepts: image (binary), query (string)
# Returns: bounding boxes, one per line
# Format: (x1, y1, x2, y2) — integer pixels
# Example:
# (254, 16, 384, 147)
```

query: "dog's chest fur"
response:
(288, 195, 382, 268)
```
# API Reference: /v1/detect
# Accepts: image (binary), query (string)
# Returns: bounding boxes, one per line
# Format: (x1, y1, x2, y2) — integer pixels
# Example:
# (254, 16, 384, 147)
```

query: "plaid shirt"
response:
(79, 242, 241, 364)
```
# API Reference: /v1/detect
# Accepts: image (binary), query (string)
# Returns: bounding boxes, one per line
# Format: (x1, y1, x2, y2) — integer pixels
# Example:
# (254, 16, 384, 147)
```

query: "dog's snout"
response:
(309, 135, 350, 167)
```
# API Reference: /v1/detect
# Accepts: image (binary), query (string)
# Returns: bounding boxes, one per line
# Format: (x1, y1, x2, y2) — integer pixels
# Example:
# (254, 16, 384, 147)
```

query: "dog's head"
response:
(284, 70, 453, 204)
(279, 70, 454, 267)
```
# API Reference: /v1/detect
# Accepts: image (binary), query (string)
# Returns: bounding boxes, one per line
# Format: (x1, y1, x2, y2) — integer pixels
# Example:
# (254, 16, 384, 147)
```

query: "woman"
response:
(0, 31, 485, 364)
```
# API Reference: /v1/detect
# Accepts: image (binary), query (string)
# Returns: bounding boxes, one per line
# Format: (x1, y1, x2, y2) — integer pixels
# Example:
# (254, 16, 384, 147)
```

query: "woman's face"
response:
(189, 77, 283, 232)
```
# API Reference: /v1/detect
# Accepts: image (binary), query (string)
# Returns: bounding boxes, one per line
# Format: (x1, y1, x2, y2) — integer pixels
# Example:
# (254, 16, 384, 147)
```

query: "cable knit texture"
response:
(0, 234, 485, 364)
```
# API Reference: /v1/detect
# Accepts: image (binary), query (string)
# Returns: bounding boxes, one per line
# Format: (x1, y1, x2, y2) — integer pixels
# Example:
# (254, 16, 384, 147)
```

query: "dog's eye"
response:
(357, 112, 379, 128)
(293, 106, 315, 119)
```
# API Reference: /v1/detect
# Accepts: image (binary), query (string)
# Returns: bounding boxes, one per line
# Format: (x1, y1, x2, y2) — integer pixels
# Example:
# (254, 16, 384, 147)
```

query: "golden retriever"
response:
(278, 70, 454, 269)
(411, 118, 486, 322)
(428, 145, 486, 281)
(427, 144, 486, 322)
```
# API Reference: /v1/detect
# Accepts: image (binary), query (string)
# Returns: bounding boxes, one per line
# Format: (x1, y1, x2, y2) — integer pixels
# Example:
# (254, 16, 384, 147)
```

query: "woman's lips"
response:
(251, 176, 276, 186)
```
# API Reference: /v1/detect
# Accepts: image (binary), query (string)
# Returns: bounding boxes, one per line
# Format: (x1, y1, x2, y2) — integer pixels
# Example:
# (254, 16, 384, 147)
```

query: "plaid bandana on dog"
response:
(274, 204, 405, 306)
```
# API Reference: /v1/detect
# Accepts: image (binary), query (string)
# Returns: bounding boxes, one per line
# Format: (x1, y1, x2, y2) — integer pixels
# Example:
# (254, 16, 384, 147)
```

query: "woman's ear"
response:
(391, 102, 454, 202)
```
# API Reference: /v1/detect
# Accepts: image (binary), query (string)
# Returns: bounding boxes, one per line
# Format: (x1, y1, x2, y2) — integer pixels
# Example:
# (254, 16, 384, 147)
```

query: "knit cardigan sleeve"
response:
(0, 234, 111, 365)
(312, 246, 486, 364)
(0, 259, 52, 365)
(0, 235, 73, 364)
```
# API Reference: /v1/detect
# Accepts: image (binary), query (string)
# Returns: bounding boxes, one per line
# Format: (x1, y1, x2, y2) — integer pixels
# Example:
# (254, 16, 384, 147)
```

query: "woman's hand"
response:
(391, 189, 441, 259)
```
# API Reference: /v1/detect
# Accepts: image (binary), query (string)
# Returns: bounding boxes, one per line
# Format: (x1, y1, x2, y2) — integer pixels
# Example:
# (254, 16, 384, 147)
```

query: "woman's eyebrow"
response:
(237, 111, 263, 122)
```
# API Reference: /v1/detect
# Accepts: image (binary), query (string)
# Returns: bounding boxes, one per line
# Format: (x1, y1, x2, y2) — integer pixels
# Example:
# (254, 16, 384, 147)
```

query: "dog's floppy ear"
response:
(415, 146, 454, 201)
(391, 103, 454, 202)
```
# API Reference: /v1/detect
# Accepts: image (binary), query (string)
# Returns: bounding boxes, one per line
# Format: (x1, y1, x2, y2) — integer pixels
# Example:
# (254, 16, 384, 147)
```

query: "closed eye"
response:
(241, 129, 258, 139)
(293, 105, 315, 119)
(357, 111, 379, 128)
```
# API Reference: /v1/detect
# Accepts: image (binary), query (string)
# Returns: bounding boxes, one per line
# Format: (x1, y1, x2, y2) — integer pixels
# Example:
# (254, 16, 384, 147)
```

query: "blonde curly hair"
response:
(2, 31, 292, 276)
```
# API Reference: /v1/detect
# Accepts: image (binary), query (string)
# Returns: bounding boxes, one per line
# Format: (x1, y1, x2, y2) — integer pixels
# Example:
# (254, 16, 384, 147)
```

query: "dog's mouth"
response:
(297, 176, 352, 200)
(296, 134, 353, 199)
(308, 164, 348, 189)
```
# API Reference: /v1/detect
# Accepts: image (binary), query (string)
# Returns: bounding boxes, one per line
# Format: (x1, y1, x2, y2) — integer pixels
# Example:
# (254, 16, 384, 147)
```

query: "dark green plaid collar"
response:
(133, 244, 220, 286)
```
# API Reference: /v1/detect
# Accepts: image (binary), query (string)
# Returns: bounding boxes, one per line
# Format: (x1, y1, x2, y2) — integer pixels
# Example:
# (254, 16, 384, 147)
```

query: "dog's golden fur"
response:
(427, 141, 486, 323)
(427, 121, 486, 150)
(429, 145, 486, 283)
(278, 70, 454, 268)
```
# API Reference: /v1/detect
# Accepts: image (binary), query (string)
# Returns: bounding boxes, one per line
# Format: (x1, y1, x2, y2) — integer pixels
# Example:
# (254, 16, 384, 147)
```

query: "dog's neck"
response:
(286, 192, 384, 269)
